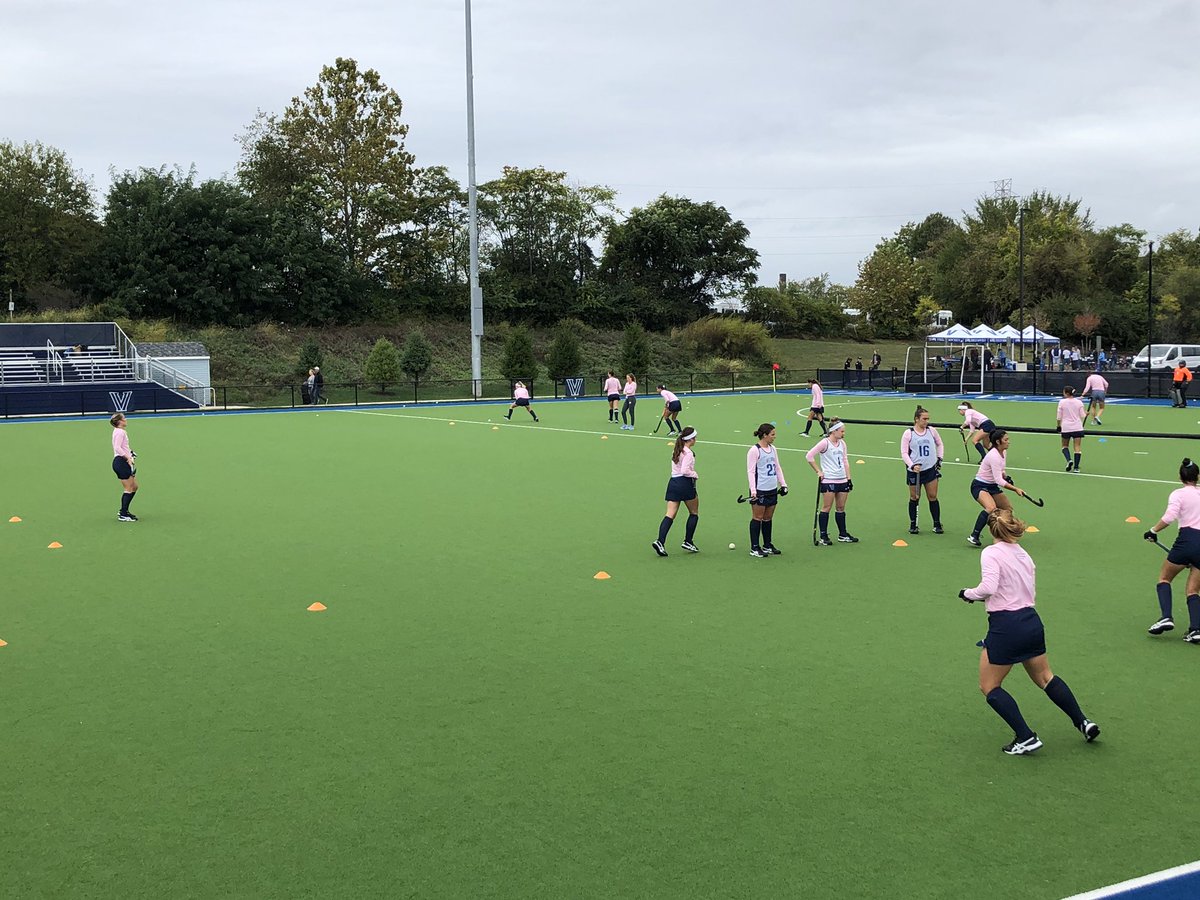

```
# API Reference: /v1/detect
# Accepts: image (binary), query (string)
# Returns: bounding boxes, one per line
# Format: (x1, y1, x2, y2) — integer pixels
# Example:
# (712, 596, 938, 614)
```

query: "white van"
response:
(1132, 344, 1200, 374)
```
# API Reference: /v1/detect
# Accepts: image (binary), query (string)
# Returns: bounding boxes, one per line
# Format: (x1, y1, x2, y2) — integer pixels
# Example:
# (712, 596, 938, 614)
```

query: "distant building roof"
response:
(136, 341, 209, 357)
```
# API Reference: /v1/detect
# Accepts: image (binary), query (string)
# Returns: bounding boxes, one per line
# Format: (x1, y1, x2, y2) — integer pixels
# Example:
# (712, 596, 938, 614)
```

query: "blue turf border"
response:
(1064, 861, 1200, 899)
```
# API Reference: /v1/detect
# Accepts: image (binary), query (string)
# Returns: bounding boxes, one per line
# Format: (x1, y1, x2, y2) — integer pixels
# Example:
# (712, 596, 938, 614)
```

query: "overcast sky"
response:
(4, 0, 1198, 285)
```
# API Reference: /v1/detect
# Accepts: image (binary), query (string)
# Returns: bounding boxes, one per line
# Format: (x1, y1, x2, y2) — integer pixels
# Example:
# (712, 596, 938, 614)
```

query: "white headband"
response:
(682, 430, 697, 441)
(957, 404, 969, 411)
(828, 421, 845, 433)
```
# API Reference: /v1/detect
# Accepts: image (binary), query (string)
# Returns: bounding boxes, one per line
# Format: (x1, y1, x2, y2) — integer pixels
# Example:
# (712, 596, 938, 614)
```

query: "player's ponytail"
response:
(672, 426, 697, 463)
(1180, 458, 1199, 484)
(987, 507, 1027, 543)
(1063, 385, 1075, 396)
(988, 428, 1007, 449)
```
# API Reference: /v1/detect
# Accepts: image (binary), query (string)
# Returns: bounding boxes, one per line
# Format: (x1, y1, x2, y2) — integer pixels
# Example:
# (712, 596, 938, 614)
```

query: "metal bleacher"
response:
(0, 345, 137, 386)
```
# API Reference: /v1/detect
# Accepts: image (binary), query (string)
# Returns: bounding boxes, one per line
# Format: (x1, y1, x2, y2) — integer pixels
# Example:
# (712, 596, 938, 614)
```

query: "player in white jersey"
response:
(746, 423, 789, 557)
(1143, 458, 1200, 642)
(900, 405, 944, 535)
(805, 418, 857, 545)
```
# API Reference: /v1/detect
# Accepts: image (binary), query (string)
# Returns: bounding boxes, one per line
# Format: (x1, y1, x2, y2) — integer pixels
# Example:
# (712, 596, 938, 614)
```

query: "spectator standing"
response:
(855, 357, 864, 386)
(312, 366, 324, 404)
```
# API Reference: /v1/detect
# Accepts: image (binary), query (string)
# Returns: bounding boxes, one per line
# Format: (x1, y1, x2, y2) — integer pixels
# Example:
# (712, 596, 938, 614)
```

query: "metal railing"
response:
(135, 355, 207, 406)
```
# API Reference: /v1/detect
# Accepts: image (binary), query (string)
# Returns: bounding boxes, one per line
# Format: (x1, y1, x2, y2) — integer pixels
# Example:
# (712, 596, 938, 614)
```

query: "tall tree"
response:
(0, 141, 99, 306)
(239, 58, 416, 283)
(853, 239, 921, 338)
(600, 195, 759, 329)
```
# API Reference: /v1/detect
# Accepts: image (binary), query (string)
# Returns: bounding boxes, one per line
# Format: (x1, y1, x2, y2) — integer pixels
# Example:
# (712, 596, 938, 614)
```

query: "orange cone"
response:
(8, 516, 20, 523)
(47, 541, 62, 549)
(307, 602, 327, 611)
(1125, 516, 1140, 523)
(892, 540, 908, 547)
(0, 639, 7, 647)
(593, 571, 611, 580)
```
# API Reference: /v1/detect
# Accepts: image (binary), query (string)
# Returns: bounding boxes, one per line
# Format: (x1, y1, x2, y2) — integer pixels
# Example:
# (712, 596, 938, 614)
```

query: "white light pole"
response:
(465, 0, 483, 397)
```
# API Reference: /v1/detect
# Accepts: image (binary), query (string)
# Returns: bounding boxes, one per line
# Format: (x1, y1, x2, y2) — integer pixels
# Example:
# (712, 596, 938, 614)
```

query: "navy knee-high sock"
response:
(986, 687, 1035, 741)
(658, 516, 674, 543)
(976, 442, 987, 460)
(762, 520, 773, 547)
(750, 519, 762, 548)
(1061, 446, 1071, 462)
(929, 499, 942, 526)
(834, 511, 847, 536)
(818, 512, 830, 537)
(972, 509, 989, 538)
(1187, 594, 1200, 630)
(684, 514, 698, 543)
(908, 499, 919, 524)
(121, 492, 133, 514)
(1043, 675, 1086, 728)
(1157, 582, 1173, 619)
(1074, 452, 1081, 469)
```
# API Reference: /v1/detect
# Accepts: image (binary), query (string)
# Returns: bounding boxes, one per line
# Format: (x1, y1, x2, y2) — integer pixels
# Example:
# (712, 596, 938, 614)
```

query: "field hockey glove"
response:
(1144, 530, 1158, 542)
(958, 589, 974, 603)
(779, 485, 788, 496)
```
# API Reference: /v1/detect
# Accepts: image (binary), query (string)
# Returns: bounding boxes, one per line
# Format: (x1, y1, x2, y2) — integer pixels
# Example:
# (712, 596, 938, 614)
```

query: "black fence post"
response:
(413, 380, 418, 403)
(354, 383, 359, 406)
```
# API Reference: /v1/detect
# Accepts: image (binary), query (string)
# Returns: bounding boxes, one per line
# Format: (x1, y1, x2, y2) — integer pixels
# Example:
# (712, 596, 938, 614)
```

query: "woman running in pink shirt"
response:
(967, 429, 1030, 546)
(957, 402, 995, 461)
(505, 381, 539, 422)
(1081, 369, 1109, 426)
(805, 418, 857, 545)
(652, 426, 700, 557)
(603, 371, 622, 424)
(800, 379, 828, 437)
(1056, 386, 1087, 473)
(1143, 457, 1200, 643)
(959, 508, 1100, 755)
(111, 413, 140, 522)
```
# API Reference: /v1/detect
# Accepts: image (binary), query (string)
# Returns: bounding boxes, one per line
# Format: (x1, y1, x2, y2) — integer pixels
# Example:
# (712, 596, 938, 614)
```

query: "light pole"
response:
(1146, 241, 1154, 398)
(465, 0, 483, 397)
(1018, 206, 1029, 361)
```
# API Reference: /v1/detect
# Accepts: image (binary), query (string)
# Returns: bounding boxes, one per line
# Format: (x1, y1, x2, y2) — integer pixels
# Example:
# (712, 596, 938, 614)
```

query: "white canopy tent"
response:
(928, 323, 974, 343)
(1020, 326, 1060, 345)
(994, 324, 1022, 340)
(967, 324, 1004, 343)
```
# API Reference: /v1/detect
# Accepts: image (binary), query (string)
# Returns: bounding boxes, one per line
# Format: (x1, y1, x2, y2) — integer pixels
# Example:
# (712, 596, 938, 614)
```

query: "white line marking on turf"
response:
(1062, 859, 1200, 899)
(341, 409, 1180, 485)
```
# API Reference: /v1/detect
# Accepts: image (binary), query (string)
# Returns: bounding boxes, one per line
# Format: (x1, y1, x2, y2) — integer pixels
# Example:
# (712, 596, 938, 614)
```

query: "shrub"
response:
(398, 329, 434, 382)
(363, 337, 402, 392)
(706, 356, 746, 376)
(619, 322, 652, 376)
(298, 336, 324, 377)
(681, 316, 771, 362)
(500, 326, 538, 383)
(546, 324, 582, 380)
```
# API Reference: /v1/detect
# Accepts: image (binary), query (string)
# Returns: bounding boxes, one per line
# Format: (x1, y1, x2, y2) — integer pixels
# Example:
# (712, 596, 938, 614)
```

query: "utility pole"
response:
(1146, 241, 1154, 399)
(465, 0, 483, 398)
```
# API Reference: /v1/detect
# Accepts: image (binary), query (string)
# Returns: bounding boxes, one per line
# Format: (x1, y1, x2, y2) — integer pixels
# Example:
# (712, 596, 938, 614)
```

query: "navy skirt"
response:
(982, 607, 1046, 665)
(752, 488, 779, 507)
(1168, 527, 1200, 568)
(113, 457, 134, 480)
(666, 400, 683, 413)
(665, 475, 697, 502)
(970, 479, 1002, 500)
(906, 467, 940, 487)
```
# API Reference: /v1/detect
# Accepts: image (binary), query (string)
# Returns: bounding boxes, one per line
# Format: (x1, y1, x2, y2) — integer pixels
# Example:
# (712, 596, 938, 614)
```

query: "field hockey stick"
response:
(1147, 535, 1169, 555)
(1018, 490, 1045, 508)
(811, 479, 821, 546)
(737, 486, 788, 504)
(652, 412, 665, 434)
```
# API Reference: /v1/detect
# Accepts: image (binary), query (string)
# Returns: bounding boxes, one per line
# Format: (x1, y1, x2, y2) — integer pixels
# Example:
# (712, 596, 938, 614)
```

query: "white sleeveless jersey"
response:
(754, 445, 780, 491)
(817, 439, 848, 480)
(906, 427, 939, 468)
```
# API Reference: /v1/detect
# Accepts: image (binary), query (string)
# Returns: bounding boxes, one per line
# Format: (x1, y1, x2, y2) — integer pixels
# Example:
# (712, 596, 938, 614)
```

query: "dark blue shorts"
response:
(1061, 431, 1084, 440)
(513, 397, 530, 407)
(970, 479, 1002, 500)
(113, 457, 133, 480)
(752, 489, 779, 507)
(906, 467, 940, 487)
(666, 400, 682, 413)
(982, 607, 1046, 665)
(1168, 527, 1200, 567)
(665, 476, 697, 502)
(607, 393, 621, 402)
(819, 480, 853, 494)
(979, 419, 996, 434)
(810, 406, 825, 415)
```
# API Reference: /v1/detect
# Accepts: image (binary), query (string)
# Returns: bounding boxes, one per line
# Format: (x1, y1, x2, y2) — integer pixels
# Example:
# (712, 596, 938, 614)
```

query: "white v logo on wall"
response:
(109, 391, 133, 412)
(565, 378, 585, 398)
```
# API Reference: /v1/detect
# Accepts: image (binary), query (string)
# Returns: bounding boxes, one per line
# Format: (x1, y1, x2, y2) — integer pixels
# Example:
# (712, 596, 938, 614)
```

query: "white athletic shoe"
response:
(1002, 734, 1043, 755)
(652, 540, 668, 558)
(1080, 719, 1101, 742)
(1148, 617, 1175, 635)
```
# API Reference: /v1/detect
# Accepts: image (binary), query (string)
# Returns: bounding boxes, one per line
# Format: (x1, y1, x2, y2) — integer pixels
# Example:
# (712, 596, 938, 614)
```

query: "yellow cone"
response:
(492, 426, 499, 431)
(47, 541, 62, 549)
(892, 540, 908, 547)
(448, 422, 456, 426)
(601, 435, 608, 440)
(593, 571, 611, 580)
(1026, 526, 1040, 533)
(856, 459, 865, 465)
(1125, 516, 1141, 523)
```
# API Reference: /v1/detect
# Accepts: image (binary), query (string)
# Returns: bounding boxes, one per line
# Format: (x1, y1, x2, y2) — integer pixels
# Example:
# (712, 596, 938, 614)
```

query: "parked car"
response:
(1131, 344, 1200, 374)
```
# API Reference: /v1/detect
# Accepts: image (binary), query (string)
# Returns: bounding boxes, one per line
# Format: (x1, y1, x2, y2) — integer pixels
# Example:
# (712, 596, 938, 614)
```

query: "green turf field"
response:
(2, 392, 1198, 899)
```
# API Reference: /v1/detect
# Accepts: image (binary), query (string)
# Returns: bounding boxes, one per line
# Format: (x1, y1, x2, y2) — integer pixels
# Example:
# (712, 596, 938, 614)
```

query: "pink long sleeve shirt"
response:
(671, 447, 697, 479)
(810, 384, 824, 407)
(974, 447, 1007, 486)
(962, 408, 988, 430)
(112, 427, 133, 461)
(513, 385, 530, 400)
(660, 389, 679, 404)
(623, 380, 637, 397)
(747, 444, 787, 494)
(1057, 397, 1086, 432)
(603, 377, 621, 395)
(963, 541, 1037, 612)
(1160, 485, 1200, 530)
(1083, 374, 1109, 395)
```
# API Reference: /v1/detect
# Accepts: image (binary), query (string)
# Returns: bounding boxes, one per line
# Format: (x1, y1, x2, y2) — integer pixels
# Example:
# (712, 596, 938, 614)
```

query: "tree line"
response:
(3, 57, 1198, 346)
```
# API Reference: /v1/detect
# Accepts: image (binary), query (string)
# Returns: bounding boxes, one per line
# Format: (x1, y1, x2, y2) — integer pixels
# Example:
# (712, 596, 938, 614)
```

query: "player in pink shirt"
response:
(957, 402, 995, 461)
(1056, 386, 1087, 473)
(657, 384, 682, 435)
(805, 418, 857, 544)
(603, 371, 622, 424)
(1143, 457, 1200, 643)
(967, 429, 1031, 546)
(620, 374, 638, 430)
(799, 379, 828, 437)
(958, 508, 1100, 755)
(652, 426, 700, 556)
(1081, 369, 1109, 426)
(110, 412, 140, 522)
(504, 381, 539, 422)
